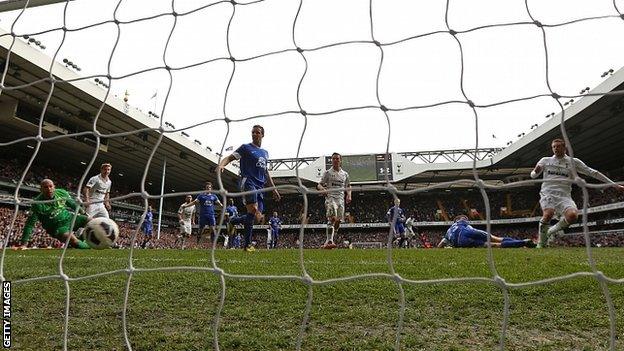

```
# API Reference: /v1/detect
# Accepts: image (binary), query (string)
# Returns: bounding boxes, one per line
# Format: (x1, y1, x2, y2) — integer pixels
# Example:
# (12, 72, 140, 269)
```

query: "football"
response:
(84, 217, 119, 249)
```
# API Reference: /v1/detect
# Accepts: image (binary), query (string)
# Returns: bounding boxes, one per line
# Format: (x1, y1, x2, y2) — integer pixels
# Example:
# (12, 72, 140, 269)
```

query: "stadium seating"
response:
(2, 154, 623, 249)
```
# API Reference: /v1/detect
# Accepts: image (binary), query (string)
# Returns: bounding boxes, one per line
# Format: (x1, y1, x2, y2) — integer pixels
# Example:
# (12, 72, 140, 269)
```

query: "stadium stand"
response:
(3, 169, 624, 249)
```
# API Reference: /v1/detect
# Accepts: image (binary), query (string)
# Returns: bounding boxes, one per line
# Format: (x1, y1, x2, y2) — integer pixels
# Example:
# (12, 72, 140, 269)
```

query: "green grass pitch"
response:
(4, 248, 624, 350)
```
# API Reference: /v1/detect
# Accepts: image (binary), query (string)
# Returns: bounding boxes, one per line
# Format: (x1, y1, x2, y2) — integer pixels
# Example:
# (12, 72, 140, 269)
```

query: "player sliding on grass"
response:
(317, 152, 351, 249)
(531, 138, 624, 248)
(18, 179, 90, 249)
(437, 215, 535, 248)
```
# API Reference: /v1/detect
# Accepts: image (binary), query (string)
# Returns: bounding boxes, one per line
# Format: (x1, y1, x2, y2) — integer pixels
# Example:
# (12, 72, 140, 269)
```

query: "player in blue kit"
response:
(217, 125, 281, 252)
(224, 198, 239, 237)
(140, 205, 154, 248)
(232, 232, 241, 249)
(268, 212, 282, 249)
(182, 182, 224, 244)
(437, 215, 536, 248)
(386, 198, 407, 248)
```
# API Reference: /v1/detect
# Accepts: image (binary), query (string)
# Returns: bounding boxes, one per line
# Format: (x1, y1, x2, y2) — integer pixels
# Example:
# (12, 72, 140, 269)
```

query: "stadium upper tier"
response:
(0, 27, 240, 196)
(1, 153, 623, 225)
(0, 27, 623, 194)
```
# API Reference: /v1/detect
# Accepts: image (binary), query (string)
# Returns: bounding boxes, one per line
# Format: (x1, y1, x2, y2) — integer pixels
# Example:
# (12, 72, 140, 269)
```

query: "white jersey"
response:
(319, 167, 350, 200)
(534, 155, 602, 195)
(404, 217, 417, 238)
(178, 203, 196, 222)
(405, 217, 416, 230)
(86, 174, 111, 201)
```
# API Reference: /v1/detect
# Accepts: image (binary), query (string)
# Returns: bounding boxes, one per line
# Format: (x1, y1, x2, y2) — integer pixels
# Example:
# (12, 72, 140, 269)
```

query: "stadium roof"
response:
(492, 80, 624, 172)
(0, 28, 239, 195)
(0, 24, 622, 194)
(269, 67, 624, 190)
(0, 0, 66, 12)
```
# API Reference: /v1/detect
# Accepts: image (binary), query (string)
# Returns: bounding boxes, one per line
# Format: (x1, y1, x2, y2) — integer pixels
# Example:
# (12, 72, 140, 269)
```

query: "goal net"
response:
(0, 0, 623, 350)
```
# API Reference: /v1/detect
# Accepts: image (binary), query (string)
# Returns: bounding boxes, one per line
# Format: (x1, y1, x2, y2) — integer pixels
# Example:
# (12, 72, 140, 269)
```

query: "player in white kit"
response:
(177, 195, 196, 249)
(531, 139, 624, 248)
(83, 163, 112, 218)
(317, 153, 351, 249)
(404, 216, 417, 248)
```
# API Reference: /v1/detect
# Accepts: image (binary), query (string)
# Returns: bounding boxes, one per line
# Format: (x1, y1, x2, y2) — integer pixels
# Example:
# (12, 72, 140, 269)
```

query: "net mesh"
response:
(0, 0, 623, 350)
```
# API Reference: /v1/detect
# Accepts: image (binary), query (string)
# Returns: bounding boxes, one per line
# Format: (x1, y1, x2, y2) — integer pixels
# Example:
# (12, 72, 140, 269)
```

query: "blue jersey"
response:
(143, 210, 153, 226)
(269, 216, 281, 230)
(196, 193, 219, 218)
(232, 234, 241, 248)
(142, 210, 153, 233)
(444, 219, 470, 246)
(386, 206, 405, 223)
(225, 205, 238, 218)
(233, 143, 269, 187)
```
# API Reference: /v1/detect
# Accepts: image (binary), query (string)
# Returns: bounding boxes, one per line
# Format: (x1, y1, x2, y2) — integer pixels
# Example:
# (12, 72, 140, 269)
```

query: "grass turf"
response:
(4, 247, 624, 350)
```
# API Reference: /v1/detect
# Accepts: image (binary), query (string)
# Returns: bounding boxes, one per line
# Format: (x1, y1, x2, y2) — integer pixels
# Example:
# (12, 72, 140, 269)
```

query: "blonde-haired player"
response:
(531, 138, 624, 247)
(317, 152, 351, 249)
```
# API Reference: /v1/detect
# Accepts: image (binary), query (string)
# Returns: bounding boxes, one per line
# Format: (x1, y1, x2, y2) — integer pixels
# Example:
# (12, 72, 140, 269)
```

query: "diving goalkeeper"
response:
(18, 179, 90, 249)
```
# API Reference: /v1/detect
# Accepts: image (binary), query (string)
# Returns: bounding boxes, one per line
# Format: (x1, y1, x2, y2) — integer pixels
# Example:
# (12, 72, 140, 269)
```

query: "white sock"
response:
(538, 221, 550, 247)
(325, 224, 331, 244)
(547, 218, 569, 236)
(329, 226, 335, 243)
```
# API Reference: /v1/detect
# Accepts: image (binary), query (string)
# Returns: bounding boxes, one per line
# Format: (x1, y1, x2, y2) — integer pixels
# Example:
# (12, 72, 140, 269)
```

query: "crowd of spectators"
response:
(0, 206, 62, 249)
(2, 154, 624, 249)
(0, 155, 183, 213)
(0, 206, 215, 249)
(4, 203, 624, 249)
(4, 154, 624, 226)
(553, 230, 624, 247)
(1, 157, 79, 192)
(263, 184, 624, 226)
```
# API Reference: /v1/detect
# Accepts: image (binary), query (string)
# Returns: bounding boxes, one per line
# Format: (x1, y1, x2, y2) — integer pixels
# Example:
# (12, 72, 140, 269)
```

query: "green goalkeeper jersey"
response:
(22, 188, 82, 243)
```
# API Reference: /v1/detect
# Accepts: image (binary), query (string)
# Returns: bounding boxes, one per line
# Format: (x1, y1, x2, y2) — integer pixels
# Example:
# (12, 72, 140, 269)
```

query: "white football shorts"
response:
(539, 191, 577, 216)
(325, 197, 345, 221)
(180, 220, 192, 236)
(87, 203, 109, 219)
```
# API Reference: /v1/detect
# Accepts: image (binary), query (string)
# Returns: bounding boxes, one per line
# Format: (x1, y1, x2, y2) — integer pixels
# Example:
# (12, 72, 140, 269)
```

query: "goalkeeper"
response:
(437, 215, 536, 248)
(18, 179, 90, 249)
